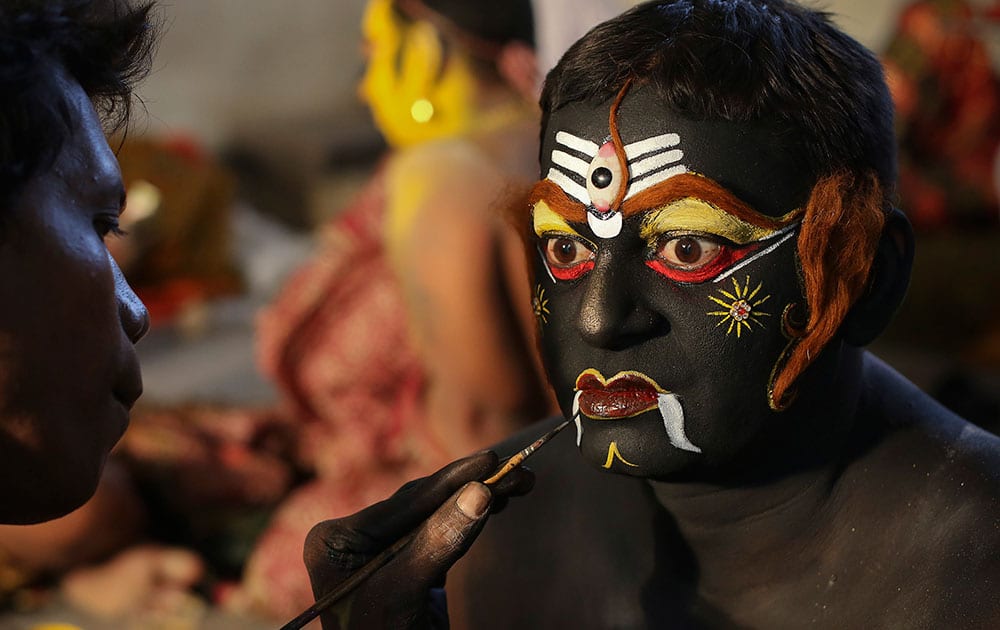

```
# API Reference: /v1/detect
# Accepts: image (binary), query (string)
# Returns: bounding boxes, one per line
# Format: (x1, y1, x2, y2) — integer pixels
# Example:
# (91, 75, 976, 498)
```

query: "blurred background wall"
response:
(142, 0, 370, 147)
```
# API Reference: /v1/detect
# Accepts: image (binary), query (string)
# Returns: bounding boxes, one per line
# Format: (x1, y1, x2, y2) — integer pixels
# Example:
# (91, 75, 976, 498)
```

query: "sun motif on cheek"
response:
(707, 275, 772, 337)
(532, 284, 550, 327)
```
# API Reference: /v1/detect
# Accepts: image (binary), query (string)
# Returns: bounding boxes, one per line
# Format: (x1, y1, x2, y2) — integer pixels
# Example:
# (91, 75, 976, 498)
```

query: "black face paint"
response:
(533, 87, 817, 479)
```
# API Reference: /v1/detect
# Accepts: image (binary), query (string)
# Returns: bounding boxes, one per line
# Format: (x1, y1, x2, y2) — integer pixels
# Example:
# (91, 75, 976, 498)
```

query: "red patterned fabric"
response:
(242, 165, 451, 619)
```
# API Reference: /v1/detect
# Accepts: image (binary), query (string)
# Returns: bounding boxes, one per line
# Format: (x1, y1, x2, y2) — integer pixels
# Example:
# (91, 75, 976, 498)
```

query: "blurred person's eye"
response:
(94, 213, 127, 241)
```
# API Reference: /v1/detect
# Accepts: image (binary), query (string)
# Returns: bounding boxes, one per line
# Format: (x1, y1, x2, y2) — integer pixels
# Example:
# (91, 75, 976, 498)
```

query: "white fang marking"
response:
(630, 149, 685, 179)
(625, 133, 680, 160)
(587, 211, 623, 239)
(546, 168, 589, 204)
(625, 165, 688, 199)
(712, 226, 798, 283)
(555, 131, 598, 158)
(658, 394, 701, 453)
(551, 150, 590, 178)
(572, 391, 583, 446)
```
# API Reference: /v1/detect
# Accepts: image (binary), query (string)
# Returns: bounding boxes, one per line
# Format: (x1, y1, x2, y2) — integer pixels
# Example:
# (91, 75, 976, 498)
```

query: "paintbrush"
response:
(279, 419, 571, 630)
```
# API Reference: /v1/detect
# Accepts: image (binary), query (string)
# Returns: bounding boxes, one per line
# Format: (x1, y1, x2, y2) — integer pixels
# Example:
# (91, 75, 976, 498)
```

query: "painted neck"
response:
(647, 345, 867, 590)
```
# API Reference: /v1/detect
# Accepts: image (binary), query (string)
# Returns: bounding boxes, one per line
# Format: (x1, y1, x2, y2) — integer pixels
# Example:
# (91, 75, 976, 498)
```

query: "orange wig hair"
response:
(769, 171, 887, 408)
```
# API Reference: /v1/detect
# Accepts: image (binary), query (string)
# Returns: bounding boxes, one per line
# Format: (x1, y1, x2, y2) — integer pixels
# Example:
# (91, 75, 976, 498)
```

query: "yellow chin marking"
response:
(639, 198, 782, 245)
(533, 200, 583, 238)
(603, 442, 638, 469)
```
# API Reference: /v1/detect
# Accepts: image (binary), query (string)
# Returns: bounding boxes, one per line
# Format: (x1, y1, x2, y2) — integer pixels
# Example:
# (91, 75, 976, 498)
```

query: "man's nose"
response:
(576, 256, 667, 350)
(110, 253, 149, 343)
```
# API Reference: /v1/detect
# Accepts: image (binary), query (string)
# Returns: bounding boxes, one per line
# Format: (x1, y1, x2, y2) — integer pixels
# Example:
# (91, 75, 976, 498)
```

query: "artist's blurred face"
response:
(0, 64, 148, 523)
(531, 87, 817, 479)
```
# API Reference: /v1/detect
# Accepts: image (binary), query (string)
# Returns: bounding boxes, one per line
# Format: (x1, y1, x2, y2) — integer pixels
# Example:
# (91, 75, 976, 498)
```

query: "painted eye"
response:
(543, 236, 596, 281)
(656, 235, 721, 270)
(646, 234, 766, 284)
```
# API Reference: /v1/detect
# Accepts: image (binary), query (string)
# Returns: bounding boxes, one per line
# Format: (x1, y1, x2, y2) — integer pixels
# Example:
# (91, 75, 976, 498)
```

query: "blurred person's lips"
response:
(113, 352, 143, 410)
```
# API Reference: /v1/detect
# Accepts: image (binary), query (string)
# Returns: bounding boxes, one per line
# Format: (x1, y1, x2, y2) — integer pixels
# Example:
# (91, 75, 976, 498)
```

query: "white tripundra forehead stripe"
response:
(545, 168, 589, 205)
(625, 133, 680, 160)
(546, 129, 690, 206)
(555, 131, 598, 157)
(625, 164, 688, 198)
(551, 150, 590, 178)
(713, 225, 798, 283)
(629, 149, 684, 179)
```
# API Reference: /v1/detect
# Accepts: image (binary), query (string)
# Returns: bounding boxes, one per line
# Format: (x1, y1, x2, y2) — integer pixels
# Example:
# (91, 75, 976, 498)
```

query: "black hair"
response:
(0, 0, 158, 202)
(418, 0, 534, 48)
(541, 0, 896, 191)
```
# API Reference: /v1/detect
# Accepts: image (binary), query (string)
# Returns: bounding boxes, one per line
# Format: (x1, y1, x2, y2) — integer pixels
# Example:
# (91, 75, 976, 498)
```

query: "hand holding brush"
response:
(292, 420, 570, 630)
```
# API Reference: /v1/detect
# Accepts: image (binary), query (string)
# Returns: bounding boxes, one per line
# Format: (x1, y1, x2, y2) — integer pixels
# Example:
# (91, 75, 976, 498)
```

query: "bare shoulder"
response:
(384, 138, 513, 258)
(858, 354, 1000, 500)
(838, 355, 1000, 624)
(386, 138, 504, 204)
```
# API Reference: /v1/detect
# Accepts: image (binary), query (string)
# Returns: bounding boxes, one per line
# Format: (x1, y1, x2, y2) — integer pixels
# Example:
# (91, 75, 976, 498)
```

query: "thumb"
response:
(353, 482, 492, 625)
(396, 481, 492, 585)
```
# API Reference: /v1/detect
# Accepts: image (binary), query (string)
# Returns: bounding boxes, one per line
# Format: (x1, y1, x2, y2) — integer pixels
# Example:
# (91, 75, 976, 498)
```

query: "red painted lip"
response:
(575, 370, 664, 419)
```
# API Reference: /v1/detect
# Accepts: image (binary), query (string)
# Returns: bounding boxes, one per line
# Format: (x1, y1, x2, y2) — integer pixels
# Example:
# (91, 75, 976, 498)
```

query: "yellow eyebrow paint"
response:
(532, 199, 584, 238)
(639, 197, 782, 245)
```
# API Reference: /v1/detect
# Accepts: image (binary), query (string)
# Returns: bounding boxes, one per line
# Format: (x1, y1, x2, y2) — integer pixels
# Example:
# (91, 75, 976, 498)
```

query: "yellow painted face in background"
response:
(360, 0, 477, 148)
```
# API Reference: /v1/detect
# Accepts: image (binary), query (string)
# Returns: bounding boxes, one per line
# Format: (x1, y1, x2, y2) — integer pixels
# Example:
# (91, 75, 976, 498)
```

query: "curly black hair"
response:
(0, 0, 158, 202)
(541, 0, 896, 193)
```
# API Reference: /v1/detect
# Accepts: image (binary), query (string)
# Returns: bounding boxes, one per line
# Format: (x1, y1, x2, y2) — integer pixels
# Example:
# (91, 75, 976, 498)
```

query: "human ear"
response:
(841, 207, 914, 346)
(496, 41, 539, 101)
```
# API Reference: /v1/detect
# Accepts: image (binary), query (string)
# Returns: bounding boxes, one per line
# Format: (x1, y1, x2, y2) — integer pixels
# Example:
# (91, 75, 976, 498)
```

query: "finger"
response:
(389, 481, 492, 588)
(350, 482, 494, 626)
(303, 452, 500, 582)
(486, 465, 535, 516)
(340, 451, 499, 546)
(487, 466, 535, 498)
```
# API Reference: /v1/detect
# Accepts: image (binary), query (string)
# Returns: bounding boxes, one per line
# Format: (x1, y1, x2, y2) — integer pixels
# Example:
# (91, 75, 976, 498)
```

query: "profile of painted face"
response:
(0, 63, 149, 523)
(531, 86, 821, 479)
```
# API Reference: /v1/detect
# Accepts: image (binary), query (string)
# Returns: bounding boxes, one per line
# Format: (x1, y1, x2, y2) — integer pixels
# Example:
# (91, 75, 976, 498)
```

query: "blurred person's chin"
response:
(0, 416, 116, 524)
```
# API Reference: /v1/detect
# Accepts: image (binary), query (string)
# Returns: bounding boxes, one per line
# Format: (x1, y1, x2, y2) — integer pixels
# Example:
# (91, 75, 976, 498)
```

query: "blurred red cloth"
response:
(883, 0, 1000, 229)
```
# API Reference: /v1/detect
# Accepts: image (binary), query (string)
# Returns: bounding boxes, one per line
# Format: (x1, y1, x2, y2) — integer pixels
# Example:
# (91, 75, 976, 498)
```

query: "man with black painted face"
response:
(302, 1, 1000, 628)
